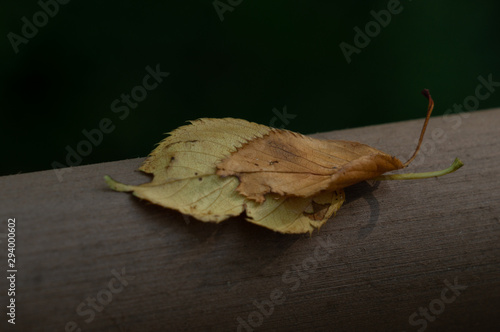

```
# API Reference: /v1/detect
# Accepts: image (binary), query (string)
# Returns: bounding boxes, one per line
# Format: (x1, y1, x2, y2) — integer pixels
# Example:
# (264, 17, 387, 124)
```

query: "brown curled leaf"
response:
(216, 129, 403, 202)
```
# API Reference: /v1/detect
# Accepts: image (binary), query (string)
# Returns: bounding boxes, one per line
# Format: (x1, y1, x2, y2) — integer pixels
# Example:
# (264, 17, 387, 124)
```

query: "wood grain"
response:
(1, 109, 499, 331)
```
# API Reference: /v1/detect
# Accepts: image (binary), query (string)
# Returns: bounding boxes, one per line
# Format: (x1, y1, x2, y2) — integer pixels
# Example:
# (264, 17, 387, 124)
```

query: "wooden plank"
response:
(1, 108, 500, 332)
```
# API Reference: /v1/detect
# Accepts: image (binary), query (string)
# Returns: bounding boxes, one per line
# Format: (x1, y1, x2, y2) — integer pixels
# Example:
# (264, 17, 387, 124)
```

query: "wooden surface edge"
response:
(0, 108, 499, 331)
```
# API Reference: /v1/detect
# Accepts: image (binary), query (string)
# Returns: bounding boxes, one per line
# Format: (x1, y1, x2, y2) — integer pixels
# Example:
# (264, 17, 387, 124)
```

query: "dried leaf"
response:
(105, 118, 345, 233)
(216, 129, 403, 202)
(105, 90, 463, 234)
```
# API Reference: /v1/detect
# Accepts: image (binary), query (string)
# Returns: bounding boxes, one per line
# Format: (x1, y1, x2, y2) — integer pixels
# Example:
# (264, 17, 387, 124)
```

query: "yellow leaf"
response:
(245, 190, 345, 234)
(105, 118, 271, 222)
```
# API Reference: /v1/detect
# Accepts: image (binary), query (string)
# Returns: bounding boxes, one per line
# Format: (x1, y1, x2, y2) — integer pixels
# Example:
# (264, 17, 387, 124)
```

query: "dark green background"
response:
(2, 0, 500, 177)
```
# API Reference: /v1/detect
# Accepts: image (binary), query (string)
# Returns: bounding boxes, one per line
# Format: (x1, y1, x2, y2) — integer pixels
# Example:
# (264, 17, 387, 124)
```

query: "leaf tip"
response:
(104, 175, 134, 192)
(451, 157, 464, 171)
(421, 89, 431, 100)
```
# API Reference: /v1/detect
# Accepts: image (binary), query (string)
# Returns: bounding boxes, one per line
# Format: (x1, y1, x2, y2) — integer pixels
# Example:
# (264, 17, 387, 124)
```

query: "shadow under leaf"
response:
(343, 181, 381, 239)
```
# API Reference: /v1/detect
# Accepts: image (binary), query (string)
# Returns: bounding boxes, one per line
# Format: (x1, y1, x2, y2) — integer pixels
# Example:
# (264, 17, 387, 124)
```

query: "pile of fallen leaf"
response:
(105, 90, 463, 234)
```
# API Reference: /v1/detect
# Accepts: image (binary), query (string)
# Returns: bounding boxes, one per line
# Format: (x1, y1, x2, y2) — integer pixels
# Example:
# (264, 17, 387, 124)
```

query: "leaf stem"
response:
(373, 158, 464, 181)
(403, 89, 435, 167)
(104, 175, 134, 192)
